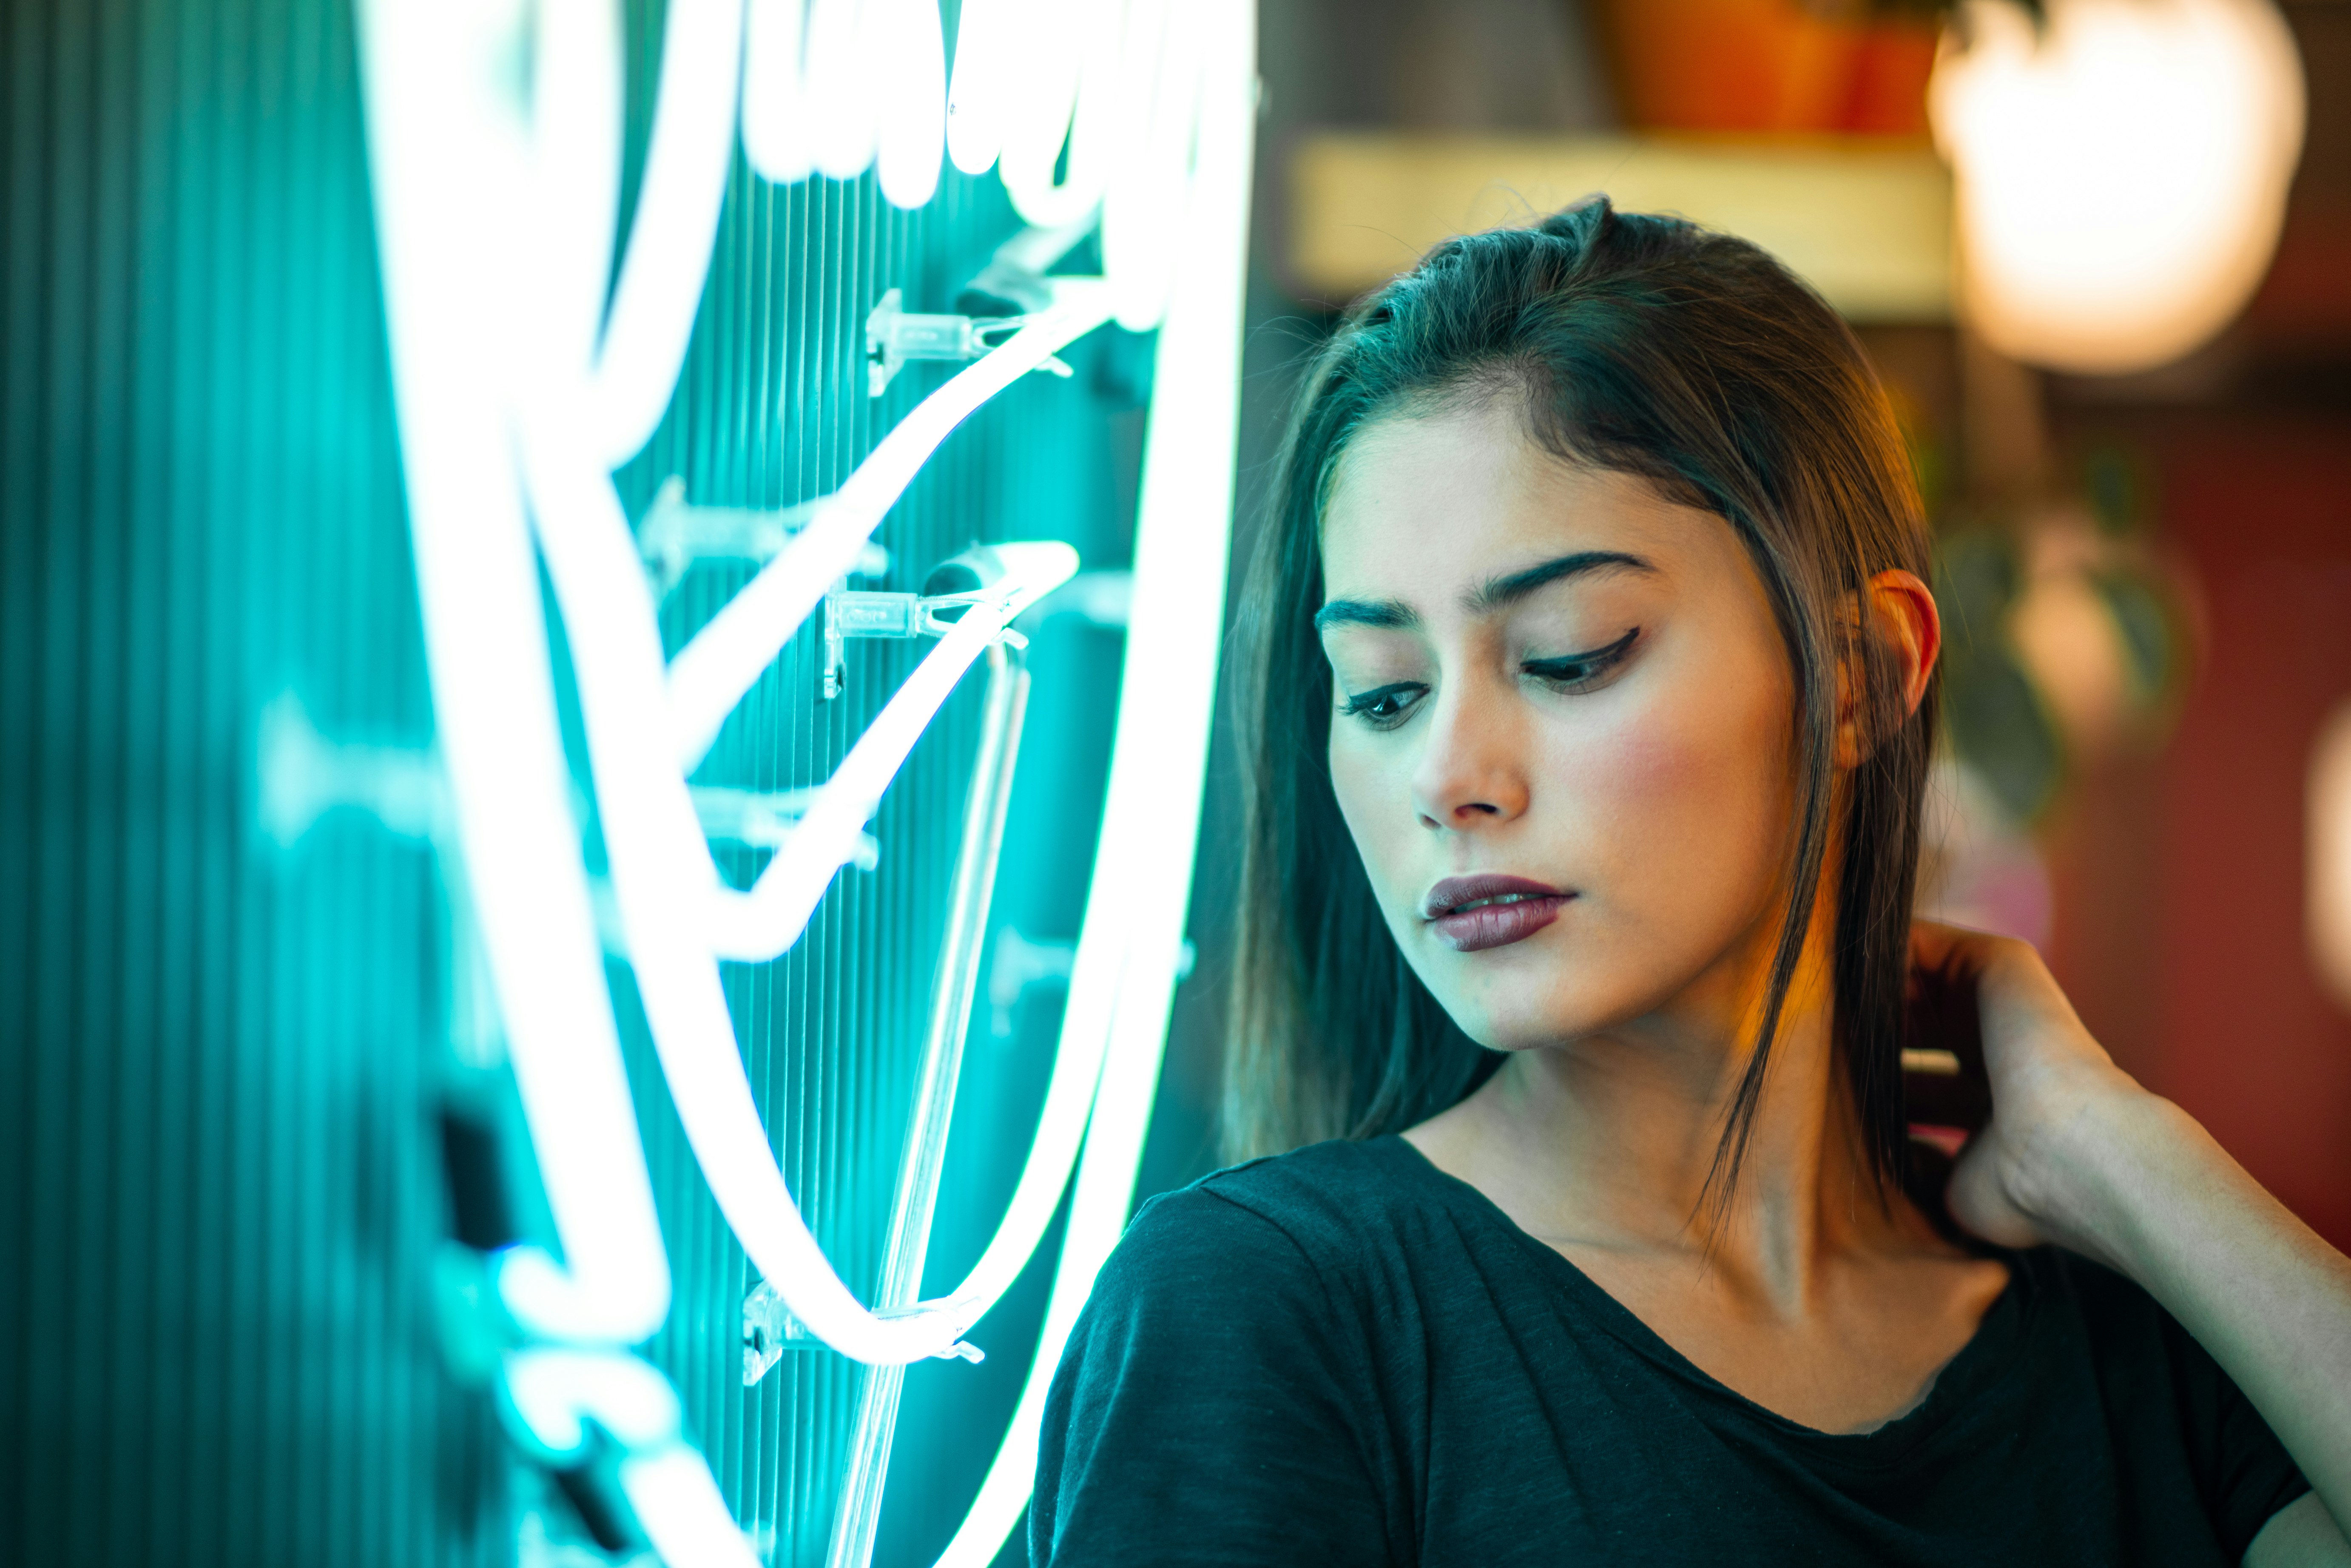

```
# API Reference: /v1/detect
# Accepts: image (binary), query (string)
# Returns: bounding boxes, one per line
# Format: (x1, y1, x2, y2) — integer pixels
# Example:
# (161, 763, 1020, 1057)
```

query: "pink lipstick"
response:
(1421, 874, 1569, 954)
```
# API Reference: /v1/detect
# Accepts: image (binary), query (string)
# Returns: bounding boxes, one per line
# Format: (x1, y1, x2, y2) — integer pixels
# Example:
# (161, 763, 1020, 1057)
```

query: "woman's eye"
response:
(1521, 627, 1640, 692)
(1337, 681, 1425, 728)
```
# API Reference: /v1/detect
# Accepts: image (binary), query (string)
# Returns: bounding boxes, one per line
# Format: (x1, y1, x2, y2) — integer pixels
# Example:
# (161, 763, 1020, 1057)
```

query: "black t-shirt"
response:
(1032, 1136, 2310, 1566)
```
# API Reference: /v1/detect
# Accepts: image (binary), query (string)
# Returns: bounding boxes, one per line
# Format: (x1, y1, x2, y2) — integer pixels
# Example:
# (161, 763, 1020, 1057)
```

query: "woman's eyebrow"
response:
(1466, 549, 1655, 614)
(1314, 597, 1418, 633)
(1315, 551, 1652, 633)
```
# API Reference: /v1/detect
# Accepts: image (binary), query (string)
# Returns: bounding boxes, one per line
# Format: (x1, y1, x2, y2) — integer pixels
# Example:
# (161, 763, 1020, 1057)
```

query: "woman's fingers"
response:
(1911, 919, 2155, 1259)
(1909, 921, 2109, 1075)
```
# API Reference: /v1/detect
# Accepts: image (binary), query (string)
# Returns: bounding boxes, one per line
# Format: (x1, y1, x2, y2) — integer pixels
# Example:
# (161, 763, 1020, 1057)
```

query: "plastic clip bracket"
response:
(864, 288, 1072, 397)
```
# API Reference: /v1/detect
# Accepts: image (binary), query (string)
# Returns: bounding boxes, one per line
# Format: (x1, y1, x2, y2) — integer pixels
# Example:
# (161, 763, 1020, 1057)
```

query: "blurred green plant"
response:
(1934, 529, 2067, 823)
(1930, 444, 2185, 825)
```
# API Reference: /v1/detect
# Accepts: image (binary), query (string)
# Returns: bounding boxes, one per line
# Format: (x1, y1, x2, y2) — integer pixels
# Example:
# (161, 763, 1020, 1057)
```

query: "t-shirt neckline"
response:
(1368, 1132, 2034, 1469)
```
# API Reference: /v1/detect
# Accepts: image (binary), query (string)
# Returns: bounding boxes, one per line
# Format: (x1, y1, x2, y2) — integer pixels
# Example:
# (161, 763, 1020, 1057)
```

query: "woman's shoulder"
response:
(1038, 1148, 1424, 1566)
(2006, 1244, 2285, 1440)
(1103, 1136, 1450, 1306)
(1143, 1135, 1438, 1245)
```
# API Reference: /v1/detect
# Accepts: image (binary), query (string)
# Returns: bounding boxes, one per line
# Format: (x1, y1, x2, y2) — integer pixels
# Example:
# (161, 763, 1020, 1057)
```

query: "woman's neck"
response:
(1405, 980, 1921, 1313)
(1400, 879, 2013, 1438)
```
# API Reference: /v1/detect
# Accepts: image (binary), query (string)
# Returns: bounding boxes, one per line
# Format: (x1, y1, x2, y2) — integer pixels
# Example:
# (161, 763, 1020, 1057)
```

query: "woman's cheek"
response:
(1548, 699, 1784, 920)
(1545, 707, 1711, 844)
(1328, 736, 1419, 908)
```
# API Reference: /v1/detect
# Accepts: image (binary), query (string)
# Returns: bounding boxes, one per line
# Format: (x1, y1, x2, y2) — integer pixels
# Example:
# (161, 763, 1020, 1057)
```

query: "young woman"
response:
(1028, 201, 2351, 1565)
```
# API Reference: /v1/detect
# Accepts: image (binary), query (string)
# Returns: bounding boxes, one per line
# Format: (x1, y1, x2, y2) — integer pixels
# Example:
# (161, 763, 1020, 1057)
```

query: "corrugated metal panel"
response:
(0, 0, 494, 1562)
(0, 1, 1152, 1565)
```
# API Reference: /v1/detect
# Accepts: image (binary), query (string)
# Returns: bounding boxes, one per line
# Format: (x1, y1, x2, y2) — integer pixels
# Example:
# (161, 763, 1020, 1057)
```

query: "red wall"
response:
(2055, 413, 2351, 1251)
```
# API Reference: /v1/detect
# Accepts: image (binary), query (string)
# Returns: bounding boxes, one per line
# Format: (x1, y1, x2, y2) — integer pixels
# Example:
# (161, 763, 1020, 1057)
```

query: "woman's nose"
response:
(1409, 684, 1529, 831)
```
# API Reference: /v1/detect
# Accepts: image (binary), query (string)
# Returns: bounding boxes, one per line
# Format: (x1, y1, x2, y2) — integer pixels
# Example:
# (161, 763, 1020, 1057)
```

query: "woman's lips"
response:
(1421, 874, 1570, 954)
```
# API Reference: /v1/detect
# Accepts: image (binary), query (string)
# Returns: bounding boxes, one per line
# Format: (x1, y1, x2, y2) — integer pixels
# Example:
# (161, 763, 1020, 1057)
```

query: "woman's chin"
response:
(1441, 992, 1611, 1056)
(1430, 958, 1674, 1056)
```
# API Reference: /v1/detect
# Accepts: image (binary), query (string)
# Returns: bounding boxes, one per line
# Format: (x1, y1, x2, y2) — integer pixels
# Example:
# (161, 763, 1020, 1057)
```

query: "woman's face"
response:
(1319, 400, 1799, 1054)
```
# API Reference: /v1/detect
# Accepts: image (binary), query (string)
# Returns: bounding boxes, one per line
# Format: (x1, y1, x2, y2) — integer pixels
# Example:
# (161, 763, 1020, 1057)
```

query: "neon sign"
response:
(353, 0, 1254, 1561)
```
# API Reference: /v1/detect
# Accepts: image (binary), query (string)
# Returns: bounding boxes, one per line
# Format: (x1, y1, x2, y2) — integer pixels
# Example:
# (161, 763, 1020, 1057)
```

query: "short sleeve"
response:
(2063, 1252, 2313, 1561)
(2171, 1316, 2314, 1559)
(1030, 1185, 1398, 1567)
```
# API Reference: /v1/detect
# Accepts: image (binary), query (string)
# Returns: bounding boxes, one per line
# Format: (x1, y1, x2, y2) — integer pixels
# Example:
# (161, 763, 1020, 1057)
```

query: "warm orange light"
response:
(2310, 702, 2351, 1014)
(1930, 0, 2304, 375)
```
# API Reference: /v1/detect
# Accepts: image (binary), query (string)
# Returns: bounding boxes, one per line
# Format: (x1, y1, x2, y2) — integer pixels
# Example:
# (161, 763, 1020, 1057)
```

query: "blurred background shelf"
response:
(1287, 131, 1953, 318)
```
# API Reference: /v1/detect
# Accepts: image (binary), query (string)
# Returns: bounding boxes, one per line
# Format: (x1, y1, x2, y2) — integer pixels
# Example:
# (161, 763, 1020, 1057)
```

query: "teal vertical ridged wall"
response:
(0, 2, 1154, 1565)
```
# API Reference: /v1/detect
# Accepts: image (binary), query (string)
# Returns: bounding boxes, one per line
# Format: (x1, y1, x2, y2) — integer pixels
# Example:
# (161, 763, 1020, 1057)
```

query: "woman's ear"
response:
(1835, 569, 1942, 768)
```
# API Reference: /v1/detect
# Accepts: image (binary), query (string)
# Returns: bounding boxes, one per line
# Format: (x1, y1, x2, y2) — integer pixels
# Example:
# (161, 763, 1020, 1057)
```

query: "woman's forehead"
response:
(1320, 407, 1723, 598)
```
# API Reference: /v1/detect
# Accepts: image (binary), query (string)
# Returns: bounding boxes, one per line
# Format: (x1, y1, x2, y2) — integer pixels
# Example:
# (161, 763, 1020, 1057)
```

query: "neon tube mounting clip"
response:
(821, 545, 1034, 701)
(865, 288, 1073, 397)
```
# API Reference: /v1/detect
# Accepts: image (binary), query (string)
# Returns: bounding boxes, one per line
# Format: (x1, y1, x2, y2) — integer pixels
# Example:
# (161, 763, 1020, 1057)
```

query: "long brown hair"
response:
(1224, 198, 1936, 1199)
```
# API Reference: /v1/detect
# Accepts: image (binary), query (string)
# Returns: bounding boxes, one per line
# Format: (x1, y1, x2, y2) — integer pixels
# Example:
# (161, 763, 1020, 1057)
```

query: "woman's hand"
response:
(1909, 921, 2156, 1266)
(1913, 920, 2351, 1557)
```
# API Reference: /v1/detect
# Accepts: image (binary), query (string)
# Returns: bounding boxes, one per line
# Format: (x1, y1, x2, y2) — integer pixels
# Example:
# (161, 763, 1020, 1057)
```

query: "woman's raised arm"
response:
(1922, 924, 2351, 1565)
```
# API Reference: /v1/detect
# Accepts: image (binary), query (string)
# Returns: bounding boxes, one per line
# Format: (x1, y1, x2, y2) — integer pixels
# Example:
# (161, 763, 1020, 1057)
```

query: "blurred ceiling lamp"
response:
(1930, 0, 2304, 375)
(2310, 702, 2351, 1014)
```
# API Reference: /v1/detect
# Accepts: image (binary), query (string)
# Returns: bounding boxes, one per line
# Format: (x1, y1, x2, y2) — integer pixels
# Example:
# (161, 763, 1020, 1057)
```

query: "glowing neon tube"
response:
(503, 1347, 684, 1457)
(706, 547, 1075, 962)
(528, 402, 1083, 1363)
(371, 4, 1261, 1562)
(944, 0, 1018, 175)
(515, 0, 620, 392)
(808, 0, 885, 182)
(742, 0, 945, 210)
(358, 0, 671, 1349)
(522, 429, 928, 1366)
(935, 0, 1256, 1556)
(740, 0, 817, 184)
(998, 0, 1116, 231)
(585, 0, 743, 468)
(665, 280, 1114, 773)
(502, 1348, 762, 1568)
(1103, 0, 1192, 332)
(872, 0, 947, 208)
(954, 0, 1136, 235)
(824, 642, 1031, 1568)
(622, 1448, 765, 1568)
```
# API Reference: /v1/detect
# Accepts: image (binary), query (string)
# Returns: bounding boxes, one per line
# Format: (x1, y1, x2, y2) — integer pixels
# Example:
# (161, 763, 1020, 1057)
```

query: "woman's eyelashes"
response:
(1521, 626, 1640, 692)
(1337, 680, 1427, 729)
(1335, 628, 1640, 729)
